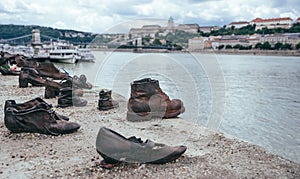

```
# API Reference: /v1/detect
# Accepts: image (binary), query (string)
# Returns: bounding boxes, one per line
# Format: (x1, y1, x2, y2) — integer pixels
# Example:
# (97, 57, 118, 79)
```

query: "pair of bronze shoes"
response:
(127, 78, 185, 121)
(4, 97, 80, 135)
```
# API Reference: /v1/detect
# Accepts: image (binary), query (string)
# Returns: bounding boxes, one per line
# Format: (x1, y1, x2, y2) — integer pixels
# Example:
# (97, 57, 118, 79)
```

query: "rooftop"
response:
(251, 17, 292, 22)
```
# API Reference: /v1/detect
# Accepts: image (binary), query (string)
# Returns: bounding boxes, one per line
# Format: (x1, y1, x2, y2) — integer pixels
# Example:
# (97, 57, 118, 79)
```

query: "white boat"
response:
(47, 41, 81, 64)
(78, 48, 95, 62)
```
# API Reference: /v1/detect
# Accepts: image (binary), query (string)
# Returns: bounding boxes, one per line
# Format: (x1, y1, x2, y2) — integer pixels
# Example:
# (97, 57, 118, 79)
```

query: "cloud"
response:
(0, 0, 299, 33)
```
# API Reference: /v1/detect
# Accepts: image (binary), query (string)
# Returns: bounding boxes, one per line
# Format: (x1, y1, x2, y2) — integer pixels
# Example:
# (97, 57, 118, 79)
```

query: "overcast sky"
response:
(0, 0, 299, 33)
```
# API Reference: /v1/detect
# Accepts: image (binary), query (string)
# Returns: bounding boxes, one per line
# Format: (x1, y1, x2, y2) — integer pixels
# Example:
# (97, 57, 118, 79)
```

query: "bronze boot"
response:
(71, 75, 93, 89)
(127, 78, 185, 122)
(44, 79, 63, 99)
(98, 89, 119, 110)
(57, 87, 87, 108)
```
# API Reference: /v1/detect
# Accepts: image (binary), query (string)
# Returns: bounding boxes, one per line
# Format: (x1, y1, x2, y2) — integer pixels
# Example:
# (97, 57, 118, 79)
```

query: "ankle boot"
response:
(61, 75, 93, 89)
(44, 79, 62, 99)
(19, 70, 29, 88)
(98, 89, 119, 110)
(57, 87, 87, 108)
(5, 98, 69, 121)
(127, 78, 185, 122)
(72, 75, 93, 89)
(4, 106, 80, 135)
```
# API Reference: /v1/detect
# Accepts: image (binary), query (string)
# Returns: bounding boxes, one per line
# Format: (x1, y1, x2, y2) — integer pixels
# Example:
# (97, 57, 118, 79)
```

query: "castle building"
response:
(129, 17, 200, 40)
(199, 26, 220, 33)
(250, 17, 293, 30)
(227, 21, 250, 29)
(167, 16, 175, 33)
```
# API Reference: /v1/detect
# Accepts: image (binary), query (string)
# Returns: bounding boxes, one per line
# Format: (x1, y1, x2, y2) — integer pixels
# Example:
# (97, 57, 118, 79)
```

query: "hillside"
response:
(0, 24, 97, 45)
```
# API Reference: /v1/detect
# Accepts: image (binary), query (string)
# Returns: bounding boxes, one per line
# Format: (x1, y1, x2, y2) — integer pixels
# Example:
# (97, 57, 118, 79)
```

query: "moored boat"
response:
(78, 48, 95, 62)
(48, 41, 81, 64)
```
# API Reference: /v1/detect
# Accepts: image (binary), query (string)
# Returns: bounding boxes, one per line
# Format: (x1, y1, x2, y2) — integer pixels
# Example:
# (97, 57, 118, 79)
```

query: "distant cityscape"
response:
(88, 16, 300, 51)
(1, 16, 300, 51)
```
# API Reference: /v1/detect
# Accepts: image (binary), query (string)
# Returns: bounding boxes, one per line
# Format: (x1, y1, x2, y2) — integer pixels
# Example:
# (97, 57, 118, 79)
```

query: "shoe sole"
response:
(98, 104, 119, 111)
(126, 111, 165, 122)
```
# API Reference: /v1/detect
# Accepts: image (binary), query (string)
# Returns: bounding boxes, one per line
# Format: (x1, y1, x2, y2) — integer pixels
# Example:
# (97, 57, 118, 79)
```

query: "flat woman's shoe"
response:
(96, 127, 187, 165)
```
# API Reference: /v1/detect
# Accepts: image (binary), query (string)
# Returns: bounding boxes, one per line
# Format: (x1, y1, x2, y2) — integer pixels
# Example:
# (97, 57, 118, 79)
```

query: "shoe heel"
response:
(126, 111, 152, 122)
(45, 86, 59, 99)
(19, 78, 28, 88)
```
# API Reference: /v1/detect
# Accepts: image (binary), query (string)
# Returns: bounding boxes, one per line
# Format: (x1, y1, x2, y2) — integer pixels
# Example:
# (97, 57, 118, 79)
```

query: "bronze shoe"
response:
(98, 89, 119, 110)
(127, 78, 185, 121)
(5, 98, 69, 121)
(4, 106, 80, 135)
(57, 87, 87, 108)
(35, 62, 68, 80)
(19, 68, 45, 87)
(96, 127, 187, 165)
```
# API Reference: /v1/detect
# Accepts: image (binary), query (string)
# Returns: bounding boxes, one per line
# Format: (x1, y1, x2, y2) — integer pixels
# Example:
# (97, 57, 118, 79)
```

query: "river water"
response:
(56, 51, 300, 164)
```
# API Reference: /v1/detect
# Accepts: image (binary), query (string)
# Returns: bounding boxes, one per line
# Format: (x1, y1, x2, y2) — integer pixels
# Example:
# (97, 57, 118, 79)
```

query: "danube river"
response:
(56, 51, 300, 164)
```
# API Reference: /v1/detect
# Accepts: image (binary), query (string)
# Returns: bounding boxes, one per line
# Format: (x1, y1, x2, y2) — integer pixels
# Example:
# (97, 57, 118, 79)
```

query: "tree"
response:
(233, 44, 241, 49)
(142, 35, 151, 45)
(255, 43, 263, 49)
(173, 43, 183, 50)
(262, 42, 271, 50)
(225, 44, 232, 49)
(281, 43, 292, 50)
(218, 45, 224, 50)
(152, 38, 162, 46)
(296, 42, 300, 50)
(274, 42, 283, 50)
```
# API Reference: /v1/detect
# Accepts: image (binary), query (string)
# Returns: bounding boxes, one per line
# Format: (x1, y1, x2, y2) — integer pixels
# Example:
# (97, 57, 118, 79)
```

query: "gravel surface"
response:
(0, 75, 299, 178)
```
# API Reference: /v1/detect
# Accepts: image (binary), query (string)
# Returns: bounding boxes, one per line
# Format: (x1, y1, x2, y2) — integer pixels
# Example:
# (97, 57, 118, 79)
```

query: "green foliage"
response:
(142, 35, 151, 45)
(201, 23, 300, 37)
(254, 42, 272, 50)
(233, 44, 241, 49)
(274, 42, 283, 50)
(281, 43, 292, 50)
(89, 35, 112, 47)
(173, 43, 183, 50)
(152, 38, 162, 46)
(225, 45, 232, 49)
(288, 23, 300, 33)
(262, 42, 271, 49)
(206, 25, 256, 36)
(296, 42, 300, 50)
(255, 43, 263, 49)
(0, 24, 96, 45)
(162, 30, 200, 44)
(218, 45, 224, 50)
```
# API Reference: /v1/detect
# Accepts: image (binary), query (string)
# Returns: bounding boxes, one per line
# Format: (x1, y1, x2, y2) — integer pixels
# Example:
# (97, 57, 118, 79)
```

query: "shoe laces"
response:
(48, 109, 59, 121)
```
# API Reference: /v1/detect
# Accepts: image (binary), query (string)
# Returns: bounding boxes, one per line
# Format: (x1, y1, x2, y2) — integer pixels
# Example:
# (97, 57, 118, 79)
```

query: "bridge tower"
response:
(31, 29, 42, 54)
